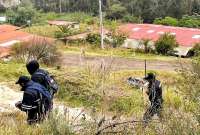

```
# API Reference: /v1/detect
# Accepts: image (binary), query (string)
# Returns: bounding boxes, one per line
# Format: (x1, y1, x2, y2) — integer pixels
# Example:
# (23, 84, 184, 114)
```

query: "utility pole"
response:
(99, 0, 104, 49)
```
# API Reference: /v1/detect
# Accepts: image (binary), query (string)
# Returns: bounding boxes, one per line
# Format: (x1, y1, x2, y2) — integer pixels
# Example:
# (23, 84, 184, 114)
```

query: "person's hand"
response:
(15, 101, 22, 109)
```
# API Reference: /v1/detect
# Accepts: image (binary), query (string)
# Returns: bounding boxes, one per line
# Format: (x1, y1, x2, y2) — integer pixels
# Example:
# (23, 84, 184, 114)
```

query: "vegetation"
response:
(6, 1, 39, 26)
(154, 14, 200, 28)
(154, 16, 179, 26)
(27, 0, 200, 23)
(0, 59, 199, 134)
(105, 3, 127, 20)
(155, 33, 179, 55)
(0, 0, 200, 134)
(86, 33, 101, 47)
(138, 39, 154, 54)
(2, 0, 200, 26)
(11, 37, 61, 66)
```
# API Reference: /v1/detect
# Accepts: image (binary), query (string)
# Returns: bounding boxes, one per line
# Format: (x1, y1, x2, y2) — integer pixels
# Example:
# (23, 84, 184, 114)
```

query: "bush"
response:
(109, 31, 127, 48)
(189, 43, 200, 56)
(154, 17, 179, 26)
(178, 15, 200, 28)
(155, 33, 179, 55)
(11, 37, 61, 66)
(138, 39, 154, 53)
(122, 15, 143, 23)
(55, 26, 74, 38)
(86, 33, 101, 47)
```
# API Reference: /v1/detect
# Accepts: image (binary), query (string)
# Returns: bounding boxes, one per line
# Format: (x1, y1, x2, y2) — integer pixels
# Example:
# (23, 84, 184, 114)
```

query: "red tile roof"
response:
(119, 24, 200, 47)
(0, 24, 32, 44)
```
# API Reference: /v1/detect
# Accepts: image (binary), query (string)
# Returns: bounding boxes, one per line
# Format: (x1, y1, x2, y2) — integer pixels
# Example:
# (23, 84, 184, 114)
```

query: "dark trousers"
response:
(143, 99, 163, 123)
(27, 110, 39, 125)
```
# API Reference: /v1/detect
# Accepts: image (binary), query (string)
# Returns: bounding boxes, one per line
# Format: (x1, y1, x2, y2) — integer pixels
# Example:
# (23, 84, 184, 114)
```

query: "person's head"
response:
(26, 60, 39, 75)
(16, 76, 30, 88)
(144, 73, 155, 82)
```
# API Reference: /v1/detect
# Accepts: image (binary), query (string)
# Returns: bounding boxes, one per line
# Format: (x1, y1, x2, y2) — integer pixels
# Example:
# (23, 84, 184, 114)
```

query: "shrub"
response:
(55, 26, 74, 38)
(109, 31, 127, 48)
(86, 33, 101, 47)
(11, 37, 61, 66)
(154, 17, 179, 26)
(155, 33, 179, 55)
(178, 15, 200, 28)
(122, 15, 143, 23)
(189, 43, 200, 56)
(138, 39, 154, 53)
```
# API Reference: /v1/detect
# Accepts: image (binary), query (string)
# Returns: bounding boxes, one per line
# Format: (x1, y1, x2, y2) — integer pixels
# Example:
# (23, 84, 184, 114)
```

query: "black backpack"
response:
(34, 71, 59, 95)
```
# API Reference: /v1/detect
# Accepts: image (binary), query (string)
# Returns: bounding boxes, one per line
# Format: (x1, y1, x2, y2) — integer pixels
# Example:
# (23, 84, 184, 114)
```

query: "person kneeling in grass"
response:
(15, 76, 52, 125)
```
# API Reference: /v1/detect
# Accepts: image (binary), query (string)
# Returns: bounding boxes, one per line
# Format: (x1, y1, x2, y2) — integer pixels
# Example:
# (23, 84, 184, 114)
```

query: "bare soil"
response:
(62, 54, 190, 71)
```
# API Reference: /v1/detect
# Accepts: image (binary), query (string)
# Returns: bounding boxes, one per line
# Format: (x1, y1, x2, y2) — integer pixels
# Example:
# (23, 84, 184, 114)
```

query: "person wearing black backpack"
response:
(15, 76, 52, 125)
(26, 60, 59, 97)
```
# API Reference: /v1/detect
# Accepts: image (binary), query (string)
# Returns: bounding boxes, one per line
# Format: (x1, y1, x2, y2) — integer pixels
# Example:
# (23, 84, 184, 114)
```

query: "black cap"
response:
(26, 60, 39, 75)
(144, 73, 155, 80)
(16, 76, 30, 84)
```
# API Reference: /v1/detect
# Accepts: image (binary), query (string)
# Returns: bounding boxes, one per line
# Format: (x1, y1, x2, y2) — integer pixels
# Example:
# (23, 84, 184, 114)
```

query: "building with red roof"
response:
(0, 24, 54, 58)
(119, 24, 200, 56)
(0, 24, 33, 58)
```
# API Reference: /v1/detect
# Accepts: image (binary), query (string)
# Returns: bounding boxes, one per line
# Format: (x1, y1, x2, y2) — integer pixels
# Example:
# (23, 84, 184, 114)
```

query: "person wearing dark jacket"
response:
(143, 73, 163, 123)
(15, 76, 52, 125)
(26, 60, 58, 96)
(26, 60, 49, 90)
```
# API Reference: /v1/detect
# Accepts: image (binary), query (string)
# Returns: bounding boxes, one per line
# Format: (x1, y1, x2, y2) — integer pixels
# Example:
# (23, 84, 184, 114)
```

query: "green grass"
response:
(0, 60, 199, 135)
(0, 112, 73, 135)
(23, 25, 60, 38)
(0, 60, 180, 114)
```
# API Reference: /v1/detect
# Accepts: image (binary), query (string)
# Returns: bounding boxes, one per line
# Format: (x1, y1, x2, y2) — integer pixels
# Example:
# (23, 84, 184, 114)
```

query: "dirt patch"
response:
(0, 84, 22, 112)
(61, 54, 190, 71)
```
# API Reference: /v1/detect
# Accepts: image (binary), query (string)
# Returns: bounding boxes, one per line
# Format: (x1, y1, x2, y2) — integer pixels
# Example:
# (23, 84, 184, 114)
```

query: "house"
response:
(48, 20, 80, 29)
(119, 24, 200, 56)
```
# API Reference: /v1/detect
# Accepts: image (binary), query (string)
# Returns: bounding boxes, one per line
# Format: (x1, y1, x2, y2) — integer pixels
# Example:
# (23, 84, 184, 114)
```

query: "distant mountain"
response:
(0, 0, 20, 9)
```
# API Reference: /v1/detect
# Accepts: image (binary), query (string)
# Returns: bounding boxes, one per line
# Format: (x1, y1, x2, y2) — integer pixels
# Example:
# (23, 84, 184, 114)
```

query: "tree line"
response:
(30, 0, 200, 23)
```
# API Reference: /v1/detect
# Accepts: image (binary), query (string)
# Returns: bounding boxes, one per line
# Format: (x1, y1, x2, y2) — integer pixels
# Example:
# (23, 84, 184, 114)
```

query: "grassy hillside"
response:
(0, 60, 199, 134)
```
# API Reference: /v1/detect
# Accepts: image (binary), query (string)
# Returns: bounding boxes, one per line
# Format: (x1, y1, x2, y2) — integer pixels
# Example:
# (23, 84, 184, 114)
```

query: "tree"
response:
(155, 33, 179, 55)
(106, 3, 127, 20)
(6, 1, 39, 26)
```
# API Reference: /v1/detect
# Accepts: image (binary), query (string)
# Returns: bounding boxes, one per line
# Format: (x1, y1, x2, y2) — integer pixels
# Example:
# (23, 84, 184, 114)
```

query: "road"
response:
(62, 54, 190, 71)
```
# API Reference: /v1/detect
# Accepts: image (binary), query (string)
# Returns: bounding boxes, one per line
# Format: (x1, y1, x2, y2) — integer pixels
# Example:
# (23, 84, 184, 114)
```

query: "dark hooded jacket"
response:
(26, 60, 49, 89)
(147, 80, 163, 104)
(20, 80, 52, 111)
